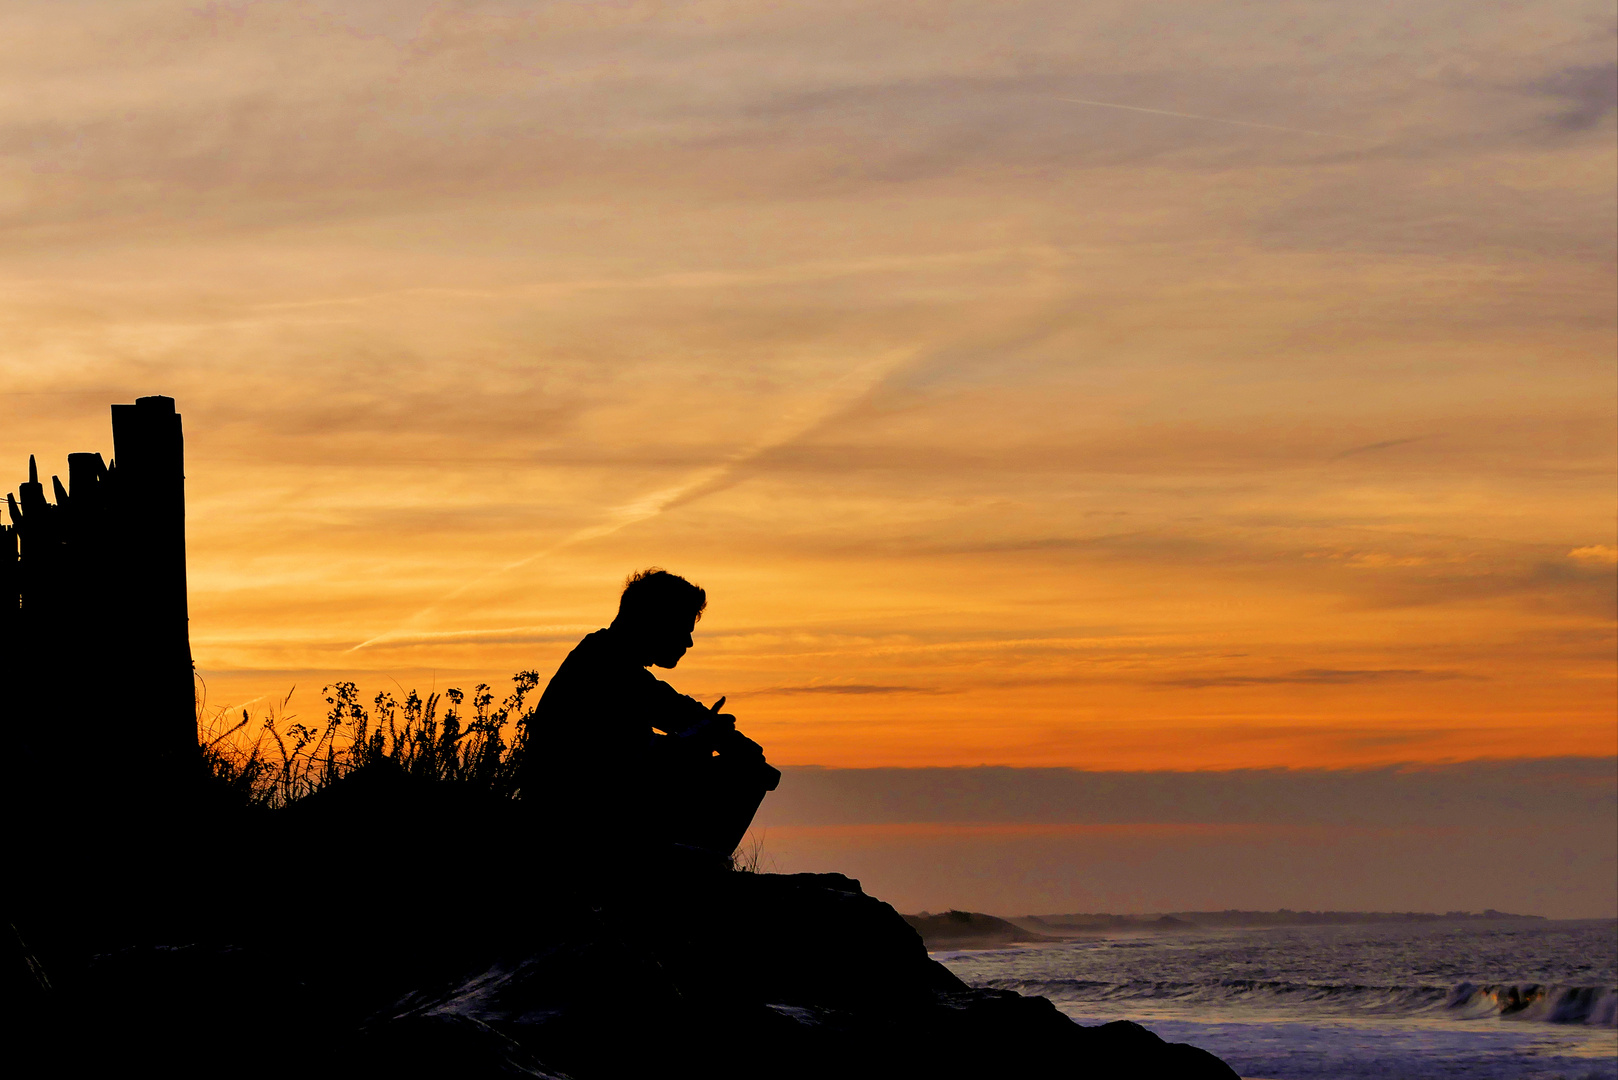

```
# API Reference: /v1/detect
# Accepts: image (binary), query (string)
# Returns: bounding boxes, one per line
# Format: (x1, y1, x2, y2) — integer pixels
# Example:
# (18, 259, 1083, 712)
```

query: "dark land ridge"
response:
(903, 907, 1545, 949)
(1022, 908, 1546, 931)
(905, 910, 1062, 949)
(11, 764, 1241, 1079)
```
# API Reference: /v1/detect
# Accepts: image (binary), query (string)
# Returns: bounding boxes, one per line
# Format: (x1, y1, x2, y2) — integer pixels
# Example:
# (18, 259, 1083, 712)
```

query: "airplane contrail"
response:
(349, 349, 915, 652)
(1054, 96, 1373, 143)
(347, 469, 727, 652)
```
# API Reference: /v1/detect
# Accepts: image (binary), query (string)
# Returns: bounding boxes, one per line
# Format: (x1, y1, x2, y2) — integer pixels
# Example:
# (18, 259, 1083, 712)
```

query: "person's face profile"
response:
(647, 612, 698, 668)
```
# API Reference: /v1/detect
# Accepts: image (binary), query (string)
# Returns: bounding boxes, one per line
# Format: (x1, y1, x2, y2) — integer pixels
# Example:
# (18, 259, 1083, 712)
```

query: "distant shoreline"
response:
(1018, 908, 1549, 932)
(903, 908, 1567, 950)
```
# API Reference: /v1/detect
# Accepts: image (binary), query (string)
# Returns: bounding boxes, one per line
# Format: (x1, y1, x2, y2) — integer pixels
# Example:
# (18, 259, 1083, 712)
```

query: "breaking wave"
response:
(1444, 983, 1618, 1026)
(979, 976, 1618, 1027)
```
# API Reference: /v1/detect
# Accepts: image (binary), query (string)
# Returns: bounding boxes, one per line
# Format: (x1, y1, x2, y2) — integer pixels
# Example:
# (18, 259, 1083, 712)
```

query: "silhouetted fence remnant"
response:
(2, 395, 197, 818)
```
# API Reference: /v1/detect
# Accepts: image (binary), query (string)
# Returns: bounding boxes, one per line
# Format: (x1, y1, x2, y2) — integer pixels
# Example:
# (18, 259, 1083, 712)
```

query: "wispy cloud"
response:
(1532, 62, 1618, 132)
(1053, 96, 1375, 143)
(748, 684, 943, 696)
(1155, 669, 1474, 689)
(758, 759, 1618, 828)
(348, 347, 917, 651)
(1332, 436, 1433, 460)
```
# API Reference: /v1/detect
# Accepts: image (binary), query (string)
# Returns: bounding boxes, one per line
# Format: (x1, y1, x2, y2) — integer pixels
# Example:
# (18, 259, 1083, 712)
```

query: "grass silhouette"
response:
(729, 828, 774, 874)
(200, 671, 542, 808)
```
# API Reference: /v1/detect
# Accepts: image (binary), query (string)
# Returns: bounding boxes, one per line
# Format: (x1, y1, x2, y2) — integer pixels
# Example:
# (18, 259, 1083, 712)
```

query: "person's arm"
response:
(630, 669, 717, 735)
(634, 671, 760, 753)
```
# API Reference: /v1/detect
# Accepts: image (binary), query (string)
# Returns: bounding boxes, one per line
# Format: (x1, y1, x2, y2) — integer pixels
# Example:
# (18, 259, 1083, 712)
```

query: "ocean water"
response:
(934, 919, 1618, 1080)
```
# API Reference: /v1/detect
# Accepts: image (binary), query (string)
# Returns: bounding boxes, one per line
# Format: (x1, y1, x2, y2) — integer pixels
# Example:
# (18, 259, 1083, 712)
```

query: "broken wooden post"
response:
(107, 395, 197, 780)
(1, 396, 198, 809)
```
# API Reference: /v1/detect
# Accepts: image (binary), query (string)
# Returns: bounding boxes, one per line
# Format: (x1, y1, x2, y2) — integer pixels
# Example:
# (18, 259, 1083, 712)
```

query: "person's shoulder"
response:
(566, 627, 641, 667)
(574, 627, 613, 648)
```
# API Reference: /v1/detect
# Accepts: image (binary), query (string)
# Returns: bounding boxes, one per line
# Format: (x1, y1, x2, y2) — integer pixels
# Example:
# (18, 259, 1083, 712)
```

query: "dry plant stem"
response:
(730, 830, 773, 874)
(198, 672, 542, 809)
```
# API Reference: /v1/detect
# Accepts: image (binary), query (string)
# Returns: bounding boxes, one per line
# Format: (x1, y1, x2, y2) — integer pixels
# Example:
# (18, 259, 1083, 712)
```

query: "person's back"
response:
(519, 569, 779, 870)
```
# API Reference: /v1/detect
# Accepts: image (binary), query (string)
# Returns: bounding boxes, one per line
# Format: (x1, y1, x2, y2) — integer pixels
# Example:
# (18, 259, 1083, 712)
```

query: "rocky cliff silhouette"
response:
(11, 765, 1238, 1079)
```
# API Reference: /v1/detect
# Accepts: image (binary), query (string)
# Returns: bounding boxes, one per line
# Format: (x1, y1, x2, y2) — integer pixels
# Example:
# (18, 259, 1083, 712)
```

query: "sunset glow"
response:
(2, 5, 1612, 782)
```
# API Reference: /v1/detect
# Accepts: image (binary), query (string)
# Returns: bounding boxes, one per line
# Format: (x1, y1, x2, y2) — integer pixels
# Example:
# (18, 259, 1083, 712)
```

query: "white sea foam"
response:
(936, 919, 1618, 1080)
(973, 974, 1617, 1027)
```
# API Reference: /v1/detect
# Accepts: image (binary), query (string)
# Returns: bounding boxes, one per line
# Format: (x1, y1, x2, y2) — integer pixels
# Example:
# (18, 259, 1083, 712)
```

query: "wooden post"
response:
(3, 397, 200, 964)
(0, 396, 198, 810)
(108, 396, 197, 785)
(0, 506, 16, 676)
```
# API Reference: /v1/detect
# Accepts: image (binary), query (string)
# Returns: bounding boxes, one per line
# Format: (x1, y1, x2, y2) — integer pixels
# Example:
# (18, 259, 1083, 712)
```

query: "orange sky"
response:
(2, 1, 1613, 772)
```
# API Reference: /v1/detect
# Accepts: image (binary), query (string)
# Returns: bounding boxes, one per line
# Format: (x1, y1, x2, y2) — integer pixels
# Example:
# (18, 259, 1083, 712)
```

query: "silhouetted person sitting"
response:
(520, 569, 780, 874)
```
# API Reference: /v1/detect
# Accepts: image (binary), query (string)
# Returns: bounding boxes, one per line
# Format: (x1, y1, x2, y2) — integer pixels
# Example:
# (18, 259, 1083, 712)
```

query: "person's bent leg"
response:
(663, 753, 778, 859)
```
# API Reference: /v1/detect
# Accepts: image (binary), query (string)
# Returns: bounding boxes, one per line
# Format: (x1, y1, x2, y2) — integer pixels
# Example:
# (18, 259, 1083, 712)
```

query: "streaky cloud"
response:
(1155, 668, 1473, 689)
(746, 684, 943, 696)
(1331, 435, 1434, 459)
(1053, 96, 1376, 143)
(347, 346, 919, 651)
(757, 758, 1618, 829)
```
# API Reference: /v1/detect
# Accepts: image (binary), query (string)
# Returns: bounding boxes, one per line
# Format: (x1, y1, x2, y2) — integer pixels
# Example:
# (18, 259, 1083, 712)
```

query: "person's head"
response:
(610, 568, 707, 668)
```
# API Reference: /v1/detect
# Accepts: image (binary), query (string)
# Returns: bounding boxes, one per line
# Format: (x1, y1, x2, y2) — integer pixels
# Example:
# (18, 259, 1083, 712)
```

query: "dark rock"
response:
(341, 870, 1235, 1079)
(345, 1014, 574, 1079)
(13, 777, 1239, 1080)
(905, 908, 1060, 949)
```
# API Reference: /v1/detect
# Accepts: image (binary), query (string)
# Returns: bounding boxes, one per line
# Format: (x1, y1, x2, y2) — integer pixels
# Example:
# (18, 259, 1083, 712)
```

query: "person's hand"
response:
(708, 696, 737, 733)
(675, 697, 736, 746)
(721, 730, 764, 758)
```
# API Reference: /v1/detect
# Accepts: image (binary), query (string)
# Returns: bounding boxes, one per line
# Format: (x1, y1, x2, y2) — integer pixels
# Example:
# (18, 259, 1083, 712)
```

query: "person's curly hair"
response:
(616, 568, 707, 625)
